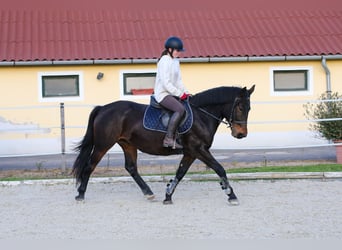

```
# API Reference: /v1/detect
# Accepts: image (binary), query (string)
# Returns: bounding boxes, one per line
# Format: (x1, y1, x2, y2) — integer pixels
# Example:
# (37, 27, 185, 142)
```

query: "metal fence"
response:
(0, 99, 341, 157)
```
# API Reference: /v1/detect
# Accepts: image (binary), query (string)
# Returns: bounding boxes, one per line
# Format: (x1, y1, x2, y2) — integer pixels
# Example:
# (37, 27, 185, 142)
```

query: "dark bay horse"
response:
(72, 85, 255, 205)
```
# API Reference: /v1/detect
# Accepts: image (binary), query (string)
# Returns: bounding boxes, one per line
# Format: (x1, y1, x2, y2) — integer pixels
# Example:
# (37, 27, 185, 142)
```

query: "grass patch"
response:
(0, 164, 341, 182)
(0, 176, 69, 182)
(227, 164, 342, 173)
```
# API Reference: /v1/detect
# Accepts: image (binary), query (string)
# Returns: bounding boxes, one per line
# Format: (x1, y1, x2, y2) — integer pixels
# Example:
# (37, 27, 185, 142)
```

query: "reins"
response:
(189, 100, 232, 128)
(189, 96, 247, 128)
(193, 104, 231, 127)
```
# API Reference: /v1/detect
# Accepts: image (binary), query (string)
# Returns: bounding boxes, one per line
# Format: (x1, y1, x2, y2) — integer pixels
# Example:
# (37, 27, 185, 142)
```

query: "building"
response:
(1, 0, 342, 156)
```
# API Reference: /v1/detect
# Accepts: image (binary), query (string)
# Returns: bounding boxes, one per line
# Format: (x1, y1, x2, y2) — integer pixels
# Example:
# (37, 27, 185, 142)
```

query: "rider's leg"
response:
(159, 95, 185, 149)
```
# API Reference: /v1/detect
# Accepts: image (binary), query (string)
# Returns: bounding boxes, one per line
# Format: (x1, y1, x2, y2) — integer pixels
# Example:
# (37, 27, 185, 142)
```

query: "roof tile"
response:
(1, 8, 342, 62)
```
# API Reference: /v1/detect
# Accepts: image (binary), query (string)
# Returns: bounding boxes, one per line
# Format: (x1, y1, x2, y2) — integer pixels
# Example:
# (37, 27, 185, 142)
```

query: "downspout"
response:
(321, 56, 332, 98)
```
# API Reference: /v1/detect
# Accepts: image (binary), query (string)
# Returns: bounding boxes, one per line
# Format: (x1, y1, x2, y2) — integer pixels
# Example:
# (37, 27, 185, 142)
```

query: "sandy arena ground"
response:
(0, 178, 341, 239)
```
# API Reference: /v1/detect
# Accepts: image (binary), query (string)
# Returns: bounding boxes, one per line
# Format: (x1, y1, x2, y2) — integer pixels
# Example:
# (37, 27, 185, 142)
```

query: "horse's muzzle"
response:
(231, 124, 247, 139)
(236, 133, 246, 139)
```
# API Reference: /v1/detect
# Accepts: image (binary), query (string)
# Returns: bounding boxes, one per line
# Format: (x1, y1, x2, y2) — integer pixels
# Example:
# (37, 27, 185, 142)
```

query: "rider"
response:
(154, 36, 191, 149)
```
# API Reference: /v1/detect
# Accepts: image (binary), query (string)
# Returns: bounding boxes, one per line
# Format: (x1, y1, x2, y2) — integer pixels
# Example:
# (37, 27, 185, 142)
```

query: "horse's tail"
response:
(72, 105, 102, 185)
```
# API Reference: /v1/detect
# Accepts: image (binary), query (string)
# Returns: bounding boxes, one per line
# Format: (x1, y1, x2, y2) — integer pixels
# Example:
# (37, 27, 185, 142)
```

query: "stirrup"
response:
(163, 137, 183, 149)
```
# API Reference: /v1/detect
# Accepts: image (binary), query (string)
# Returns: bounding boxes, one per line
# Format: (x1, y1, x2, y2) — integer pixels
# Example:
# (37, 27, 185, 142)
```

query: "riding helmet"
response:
(164, 36, 185, 51)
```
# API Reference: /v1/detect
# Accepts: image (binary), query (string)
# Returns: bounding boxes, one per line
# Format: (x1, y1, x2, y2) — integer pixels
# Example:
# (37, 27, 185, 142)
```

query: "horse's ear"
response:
(238, 87, 247, 97)
(248, 85, 255, 95)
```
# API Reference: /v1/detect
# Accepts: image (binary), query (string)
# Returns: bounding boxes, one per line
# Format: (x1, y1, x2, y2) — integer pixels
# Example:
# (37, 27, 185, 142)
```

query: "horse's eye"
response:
(237, 102, 244, 111)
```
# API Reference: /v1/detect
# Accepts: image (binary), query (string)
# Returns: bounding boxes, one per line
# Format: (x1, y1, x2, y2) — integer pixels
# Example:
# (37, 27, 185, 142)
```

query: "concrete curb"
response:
(0, 172, 341, 187)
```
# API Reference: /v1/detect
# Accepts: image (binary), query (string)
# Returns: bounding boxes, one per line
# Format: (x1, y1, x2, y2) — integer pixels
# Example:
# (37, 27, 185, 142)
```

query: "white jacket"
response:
(154, 55, 188, 103)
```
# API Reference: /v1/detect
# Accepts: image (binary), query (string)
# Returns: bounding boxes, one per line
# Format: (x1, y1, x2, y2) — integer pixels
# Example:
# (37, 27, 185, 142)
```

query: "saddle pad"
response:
(143, 101, 193, 134)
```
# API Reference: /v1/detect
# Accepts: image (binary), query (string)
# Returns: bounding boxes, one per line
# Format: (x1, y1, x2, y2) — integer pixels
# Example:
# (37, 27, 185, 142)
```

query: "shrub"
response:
(304, 91, 342, 141)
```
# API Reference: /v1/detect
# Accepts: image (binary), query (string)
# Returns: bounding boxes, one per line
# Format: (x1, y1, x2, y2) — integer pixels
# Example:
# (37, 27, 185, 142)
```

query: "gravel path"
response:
(1, 179, 341, 239)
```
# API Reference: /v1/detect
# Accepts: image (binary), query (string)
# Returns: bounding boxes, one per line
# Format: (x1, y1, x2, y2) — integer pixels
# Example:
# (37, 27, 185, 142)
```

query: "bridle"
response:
(190, 96, 247, 128)
(227, 97, 240, 127)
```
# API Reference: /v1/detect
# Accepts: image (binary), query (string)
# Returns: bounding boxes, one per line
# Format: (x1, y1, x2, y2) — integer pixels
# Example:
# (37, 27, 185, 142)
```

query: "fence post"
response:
(60, 103, 66, 171)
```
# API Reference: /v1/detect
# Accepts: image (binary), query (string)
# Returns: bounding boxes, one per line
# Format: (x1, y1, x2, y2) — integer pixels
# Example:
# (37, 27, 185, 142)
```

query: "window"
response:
(38, 72, 83, 102)
(121, 71, 156, 97)
(270, 67, 313, 96)
(273, 70, 307, 91)
(42, 75, 79, 97)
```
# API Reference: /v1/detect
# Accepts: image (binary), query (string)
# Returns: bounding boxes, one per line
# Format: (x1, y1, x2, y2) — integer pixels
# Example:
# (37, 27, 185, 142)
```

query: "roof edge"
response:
(1, 55, 342, 67)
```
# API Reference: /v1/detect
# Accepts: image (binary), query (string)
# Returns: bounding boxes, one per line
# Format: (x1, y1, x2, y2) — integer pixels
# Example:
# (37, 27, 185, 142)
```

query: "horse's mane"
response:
(190, 86, 241, 107)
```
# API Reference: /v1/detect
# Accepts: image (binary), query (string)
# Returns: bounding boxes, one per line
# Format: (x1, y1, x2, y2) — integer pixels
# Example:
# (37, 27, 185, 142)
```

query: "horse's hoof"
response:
(145, 194, 155, 200)
(75, 195, 85, 201)
(228, 198, 239, 206)
(163, 199, 173, 205)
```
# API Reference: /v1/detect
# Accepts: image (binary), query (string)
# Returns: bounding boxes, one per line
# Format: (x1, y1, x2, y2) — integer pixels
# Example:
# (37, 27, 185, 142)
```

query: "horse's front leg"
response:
(219, 176, 239, 205)
(163, 155, 195, 204)
(198, 149, 239, 205)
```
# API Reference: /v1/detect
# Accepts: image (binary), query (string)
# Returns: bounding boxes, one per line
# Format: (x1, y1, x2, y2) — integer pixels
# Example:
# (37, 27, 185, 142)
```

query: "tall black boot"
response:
(163, 112, 183, 149)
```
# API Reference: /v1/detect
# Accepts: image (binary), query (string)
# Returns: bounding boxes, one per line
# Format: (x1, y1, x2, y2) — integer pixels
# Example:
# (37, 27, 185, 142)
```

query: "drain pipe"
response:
(321, 56, 332, 98)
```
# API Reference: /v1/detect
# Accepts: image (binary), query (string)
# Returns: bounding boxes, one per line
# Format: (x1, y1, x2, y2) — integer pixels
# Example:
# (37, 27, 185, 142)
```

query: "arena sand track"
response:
(0, 179, 341, 239)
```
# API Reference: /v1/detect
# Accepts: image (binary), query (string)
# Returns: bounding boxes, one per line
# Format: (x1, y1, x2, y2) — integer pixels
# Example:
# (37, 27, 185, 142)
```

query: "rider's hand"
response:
(180, 93, 191, 100)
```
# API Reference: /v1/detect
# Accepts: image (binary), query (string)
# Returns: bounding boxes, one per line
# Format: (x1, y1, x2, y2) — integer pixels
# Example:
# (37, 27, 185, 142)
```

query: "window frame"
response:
(270, 66, 313, 96)
(38, 71, 84, 102)
(120, 70, 156, 100)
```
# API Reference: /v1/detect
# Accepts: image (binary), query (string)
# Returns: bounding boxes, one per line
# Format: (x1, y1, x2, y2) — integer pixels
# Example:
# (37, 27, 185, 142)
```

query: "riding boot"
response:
(163, 112, 183, 149)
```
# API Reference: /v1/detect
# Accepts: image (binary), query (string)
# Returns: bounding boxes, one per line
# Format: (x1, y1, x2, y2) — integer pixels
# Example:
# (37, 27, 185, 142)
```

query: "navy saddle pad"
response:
(143, 96, 193, 134)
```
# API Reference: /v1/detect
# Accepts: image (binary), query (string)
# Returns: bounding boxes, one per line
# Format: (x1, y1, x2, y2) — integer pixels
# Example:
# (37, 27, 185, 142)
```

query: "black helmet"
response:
(164, 36, 185, 51)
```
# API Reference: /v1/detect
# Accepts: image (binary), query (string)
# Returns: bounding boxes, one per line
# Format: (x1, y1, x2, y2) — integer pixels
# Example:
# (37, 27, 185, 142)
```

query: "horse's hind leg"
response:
(121, 144, 154, 200)
(76, 148, 106, 201)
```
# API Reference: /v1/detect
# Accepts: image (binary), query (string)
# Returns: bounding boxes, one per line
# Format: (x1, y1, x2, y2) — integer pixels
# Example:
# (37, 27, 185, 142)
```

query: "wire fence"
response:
(0, 99, 341, 158)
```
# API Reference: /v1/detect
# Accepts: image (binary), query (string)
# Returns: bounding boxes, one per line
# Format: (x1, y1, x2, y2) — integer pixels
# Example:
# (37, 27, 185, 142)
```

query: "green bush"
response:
(304, 91, 342, 141)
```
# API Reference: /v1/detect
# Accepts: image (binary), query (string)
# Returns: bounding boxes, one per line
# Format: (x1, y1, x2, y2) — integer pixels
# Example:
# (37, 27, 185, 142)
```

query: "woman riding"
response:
(154, 36, 191, 149)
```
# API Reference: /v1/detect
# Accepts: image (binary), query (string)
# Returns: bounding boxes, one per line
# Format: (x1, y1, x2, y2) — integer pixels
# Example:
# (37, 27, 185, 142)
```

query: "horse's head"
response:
(229, 85, 255, 139)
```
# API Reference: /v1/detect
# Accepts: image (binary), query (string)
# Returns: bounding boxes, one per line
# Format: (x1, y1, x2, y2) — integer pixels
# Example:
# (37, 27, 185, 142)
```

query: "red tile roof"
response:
(1, 1, 342, 62)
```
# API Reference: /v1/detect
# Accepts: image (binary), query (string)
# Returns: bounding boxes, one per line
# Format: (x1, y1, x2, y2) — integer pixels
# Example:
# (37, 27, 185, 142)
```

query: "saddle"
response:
(143, 96, 193, 134)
